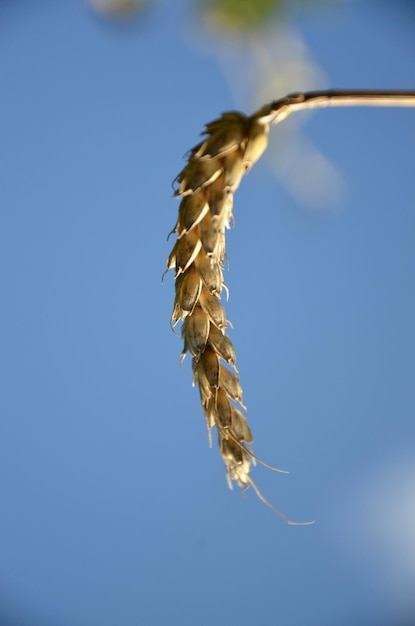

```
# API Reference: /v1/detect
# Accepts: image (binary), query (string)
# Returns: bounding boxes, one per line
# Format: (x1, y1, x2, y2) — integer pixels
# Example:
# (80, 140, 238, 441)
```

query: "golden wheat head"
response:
(168, 112, 269, 473)
(165, 110, 303, 522)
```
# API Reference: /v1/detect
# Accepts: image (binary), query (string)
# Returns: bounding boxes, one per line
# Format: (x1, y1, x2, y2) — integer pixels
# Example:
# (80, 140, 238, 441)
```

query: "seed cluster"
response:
(167, 111, 269, 490)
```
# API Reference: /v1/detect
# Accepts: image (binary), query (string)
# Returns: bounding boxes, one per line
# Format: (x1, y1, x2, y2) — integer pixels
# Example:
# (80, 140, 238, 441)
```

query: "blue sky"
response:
(0, 1, 414, 625)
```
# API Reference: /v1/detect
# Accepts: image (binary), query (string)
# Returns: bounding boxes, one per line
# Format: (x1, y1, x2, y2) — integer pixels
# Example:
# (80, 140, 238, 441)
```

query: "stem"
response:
(253, 90, 415, 125)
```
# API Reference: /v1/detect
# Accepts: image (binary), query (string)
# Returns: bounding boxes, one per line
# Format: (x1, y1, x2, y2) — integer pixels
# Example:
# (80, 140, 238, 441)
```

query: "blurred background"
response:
(0, 1, 414, 625)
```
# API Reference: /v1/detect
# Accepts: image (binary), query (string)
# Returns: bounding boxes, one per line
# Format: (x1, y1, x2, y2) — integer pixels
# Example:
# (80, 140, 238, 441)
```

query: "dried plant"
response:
(166, 90, 415, 523)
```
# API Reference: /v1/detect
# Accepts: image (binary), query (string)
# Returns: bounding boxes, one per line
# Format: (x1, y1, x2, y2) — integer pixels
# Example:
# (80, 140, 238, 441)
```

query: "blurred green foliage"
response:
(87, 0, 325, 32)
(200, 0, 282, 31)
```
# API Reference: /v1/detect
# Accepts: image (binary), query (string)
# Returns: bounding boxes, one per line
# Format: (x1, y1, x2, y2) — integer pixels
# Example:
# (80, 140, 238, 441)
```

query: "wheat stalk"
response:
(166, 90, 415, 523)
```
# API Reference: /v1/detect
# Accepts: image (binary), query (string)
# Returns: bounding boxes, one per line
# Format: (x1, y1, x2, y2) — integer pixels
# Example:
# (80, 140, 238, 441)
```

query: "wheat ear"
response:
(166, 90, 415, 523)
(165, 110, 304, 524)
